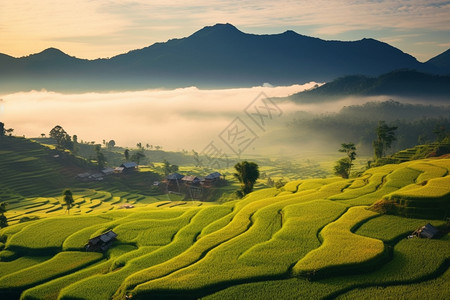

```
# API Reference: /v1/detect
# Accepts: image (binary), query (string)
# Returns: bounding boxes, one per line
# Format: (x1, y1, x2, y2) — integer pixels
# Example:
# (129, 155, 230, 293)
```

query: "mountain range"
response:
(1, 23, 449, 93)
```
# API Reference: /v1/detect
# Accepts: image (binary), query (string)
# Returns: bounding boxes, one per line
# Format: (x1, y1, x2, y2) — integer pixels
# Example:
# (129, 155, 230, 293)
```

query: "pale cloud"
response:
(438, 42, 450, 48)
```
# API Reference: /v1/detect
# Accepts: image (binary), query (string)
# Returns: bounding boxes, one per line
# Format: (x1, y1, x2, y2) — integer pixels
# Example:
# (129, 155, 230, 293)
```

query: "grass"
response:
(4, 216, 109, 254)
(292, 206, 385, 278)
(355, 214, 447, 243)
(0, 251, 103, 298)
(337, 266, 450, 299)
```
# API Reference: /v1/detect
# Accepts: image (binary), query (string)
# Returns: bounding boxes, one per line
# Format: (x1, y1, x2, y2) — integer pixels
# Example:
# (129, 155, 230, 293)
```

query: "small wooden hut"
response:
(85, 230, 117, 252)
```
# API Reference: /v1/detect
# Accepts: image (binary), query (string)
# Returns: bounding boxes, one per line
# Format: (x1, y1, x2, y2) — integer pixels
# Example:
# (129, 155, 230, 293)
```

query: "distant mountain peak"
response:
(190, 23, 244, 38)
(38, 47, 68, 56)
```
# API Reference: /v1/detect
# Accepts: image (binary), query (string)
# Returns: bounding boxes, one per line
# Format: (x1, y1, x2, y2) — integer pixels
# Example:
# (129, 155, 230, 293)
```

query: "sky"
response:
(1, 0, 450, 62)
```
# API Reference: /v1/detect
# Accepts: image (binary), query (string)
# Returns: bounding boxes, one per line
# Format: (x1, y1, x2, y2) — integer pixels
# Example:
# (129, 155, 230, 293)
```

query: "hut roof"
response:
(205, 172, 222, 179)
(167, 173, 184, 180)
(121, 162, 138, 169)
(419, 223, 439, 238)
(102, 168, 114, 175)
(86, 230, 117, 252)
(99, 230, 117, 242)
(182, 175, 200, 182)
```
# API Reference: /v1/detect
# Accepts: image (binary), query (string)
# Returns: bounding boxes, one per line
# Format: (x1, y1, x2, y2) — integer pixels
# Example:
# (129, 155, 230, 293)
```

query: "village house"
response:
(120, 162, 138, 171)
(182, 175, 201, 185)
(101, 167, 114, 176)
(85, 230, 117, 252)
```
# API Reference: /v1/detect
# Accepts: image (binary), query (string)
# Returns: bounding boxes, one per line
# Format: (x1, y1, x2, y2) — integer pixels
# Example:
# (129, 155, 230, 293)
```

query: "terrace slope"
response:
(0, 154, 448, 299)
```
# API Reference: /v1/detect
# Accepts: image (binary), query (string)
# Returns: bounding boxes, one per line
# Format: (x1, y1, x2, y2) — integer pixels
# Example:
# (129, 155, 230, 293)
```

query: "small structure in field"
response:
(205, 172, 222, 182)
(166, 173, 184, 192)
(102, 168, 114, 176)
(182, 175, 201, 185)
(410, 223, 439, 239)
(114, 167, 125, 174)
(166, 173, 184, 181)
(85, 230, 117, 252)
(120, 162, 138, 171)
(76, 172, 91, 181)
(119, 204, 134, 209)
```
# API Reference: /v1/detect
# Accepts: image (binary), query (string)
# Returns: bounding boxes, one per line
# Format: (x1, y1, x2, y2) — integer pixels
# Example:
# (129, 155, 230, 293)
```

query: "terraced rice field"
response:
(0, 154, 449, 299)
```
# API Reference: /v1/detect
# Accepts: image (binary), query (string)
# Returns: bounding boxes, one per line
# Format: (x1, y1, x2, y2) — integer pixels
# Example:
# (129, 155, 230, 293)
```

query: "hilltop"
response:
(1, 23, 449, 92)
(283, 69, 450, 103)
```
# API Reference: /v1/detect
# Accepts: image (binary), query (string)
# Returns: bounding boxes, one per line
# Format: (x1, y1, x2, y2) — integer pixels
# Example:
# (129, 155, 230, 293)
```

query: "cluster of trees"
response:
(289, 100, 450, 153)
(334, 121, 399, 178)
(124, 149, 146, 166)
(49, 125, 73, 151)
(0, 122, 14, 137)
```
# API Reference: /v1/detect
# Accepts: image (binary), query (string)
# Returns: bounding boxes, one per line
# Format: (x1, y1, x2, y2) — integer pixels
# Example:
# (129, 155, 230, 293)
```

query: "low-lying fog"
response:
(2, 84, 447, 159)
(1, 84, 317, 152)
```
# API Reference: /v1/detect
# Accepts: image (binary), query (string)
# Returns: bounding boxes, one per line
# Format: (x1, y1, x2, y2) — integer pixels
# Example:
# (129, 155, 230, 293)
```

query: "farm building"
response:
(101, 168, 114, 175)
(120, 162, 138, 171)
(205, 172, 222, 181)
(166, 173, 184, 192)
(76, 172, 90, 180)
(166, 173, 184, 181)
(182, 175, 201, 185)
(114, 167, 124, 173)
(85, 230, 117, 252)
(412, 223, 439, 238)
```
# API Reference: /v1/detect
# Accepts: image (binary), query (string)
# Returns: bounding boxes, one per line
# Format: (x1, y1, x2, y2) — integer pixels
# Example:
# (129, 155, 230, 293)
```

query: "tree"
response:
(433, 125, 447, 142)
(107, 140, 116, 149)
(373, 121, 397, 159)
(72, 135, 79, 154)
(62, 189, 74, 214)
(234, 161, 260, 198)
(0, 122, 4, 136)
(0, 202, 8, 228)
(41, 133, 45, 138)
(95, 145, 106, 170)
(50, 125, 73, 151)
(131, 151, 145, 166)
(335, 143, 357, 178)
(163, 159, 179, 175)
(192, 150, 202, 167)
(136, 142, 142, 150)
(339, 143, 356, 162)
(124, 149, 130, 161)
(334, 158, 353, 179)
(6, 128, 14, 136)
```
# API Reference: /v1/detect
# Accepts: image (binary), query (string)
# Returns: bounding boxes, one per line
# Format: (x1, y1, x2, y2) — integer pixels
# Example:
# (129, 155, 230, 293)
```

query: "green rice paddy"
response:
(0, 137, 449, 299)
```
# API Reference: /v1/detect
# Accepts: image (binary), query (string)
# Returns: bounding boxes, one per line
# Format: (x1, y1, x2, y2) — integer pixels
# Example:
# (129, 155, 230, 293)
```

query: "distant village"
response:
(76, 162, 139, 181)
(76, 163, 226, 200)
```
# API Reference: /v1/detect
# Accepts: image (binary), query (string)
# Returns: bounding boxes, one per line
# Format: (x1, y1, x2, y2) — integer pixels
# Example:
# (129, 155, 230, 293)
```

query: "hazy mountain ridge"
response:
(284, 70, 450, 103)
(0, 23, 449, 92)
